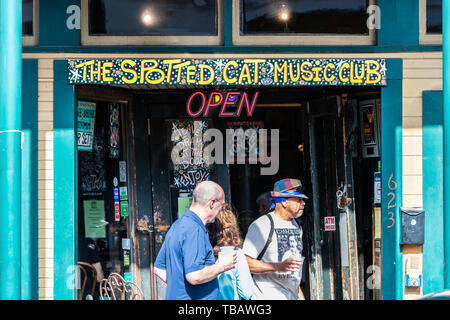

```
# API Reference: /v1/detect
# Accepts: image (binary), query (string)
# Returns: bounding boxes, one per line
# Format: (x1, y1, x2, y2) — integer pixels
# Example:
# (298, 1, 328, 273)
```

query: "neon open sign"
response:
(186, 91, 259, 117)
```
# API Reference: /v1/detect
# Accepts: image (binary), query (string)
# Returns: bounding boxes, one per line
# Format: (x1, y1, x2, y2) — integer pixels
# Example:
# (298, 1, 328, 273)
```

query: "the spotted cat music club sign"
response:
(67, 58, 387, 87)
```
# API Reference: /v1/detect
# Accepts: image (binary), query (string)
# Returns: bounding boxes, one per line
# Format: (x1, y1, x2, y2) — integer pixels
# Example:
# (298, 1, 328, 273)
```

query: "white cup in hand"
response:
(218, 246, 236, 270)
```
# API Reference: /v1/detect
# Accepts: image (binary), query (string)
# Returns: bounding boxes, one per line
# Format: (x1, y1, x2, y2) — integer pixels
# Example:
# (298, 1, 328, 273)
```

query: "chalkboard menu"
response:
(168, 119, 211, 190)
(79, 126, 107, 195)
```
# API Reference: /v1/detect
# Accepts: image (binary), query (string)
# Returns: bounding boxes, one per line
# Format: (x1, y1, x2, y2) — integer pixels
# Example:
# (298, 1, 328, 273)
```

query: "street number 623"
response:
(386, 173, 397, 229)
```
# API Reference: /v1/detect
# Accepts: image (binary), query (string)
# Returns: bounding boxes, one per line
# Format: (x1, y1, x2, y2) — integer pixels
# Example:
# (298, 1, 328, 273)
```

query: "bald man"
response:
(154, 181, 236, 300)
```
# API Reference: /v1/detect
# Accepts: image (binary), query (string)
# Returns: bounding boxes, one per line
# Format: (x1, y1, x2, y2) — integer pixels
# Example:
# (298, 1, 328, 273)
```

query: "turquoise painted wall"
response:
(381, 59, 403, 300)
(423, 91, 445, 295)
(21, 59, 39, 300)
(53, 60, 77, 300)
(378, 0, 419, 47)
(39, 0, 80, 47)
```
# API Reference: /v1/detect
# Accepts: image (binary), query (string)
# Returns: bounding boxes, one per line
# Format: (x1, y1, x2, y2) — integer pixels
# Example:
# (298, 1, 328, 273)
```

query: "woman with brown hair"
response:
(207, 203, 254, 300)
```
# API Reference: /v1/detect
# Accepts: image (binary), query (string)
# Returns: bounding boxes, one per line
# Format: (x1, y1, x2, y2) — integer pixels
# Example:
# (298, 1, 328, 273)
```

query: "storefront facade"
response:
(2, 0, 448, 300)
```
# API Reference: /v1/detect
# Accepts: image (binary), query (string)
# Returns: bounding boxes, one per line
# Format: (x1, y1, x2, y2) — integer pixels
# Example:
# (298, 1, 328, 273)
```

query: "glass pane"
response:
(89, 0, 217, 36)
(241, 0, 369, 35)
(426, 0, 442, 34)
(22, 0, 34, 36)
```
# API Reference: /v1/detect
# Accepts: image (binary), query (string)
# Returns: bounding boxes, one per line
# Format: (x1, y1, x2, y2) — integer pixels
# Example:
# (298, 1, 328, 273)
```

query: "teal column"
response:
(381, 59, 403, 300)
(21, 60, 39, 300)
(0, 0, 22, 299)
(53, 60, 77, 300)
(443, 0, 450, 290)
(423, 91, 445, 294)
(224, 0, 233, 47)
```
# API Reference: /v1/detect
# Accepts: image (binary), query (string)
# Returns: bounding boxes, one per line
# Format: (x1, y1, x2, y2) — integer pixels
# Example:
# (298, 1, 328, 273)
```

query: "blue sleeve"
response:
(154, 240, 167, 270)
(183, 228, 213, 275)
(235, 249, 255, 300)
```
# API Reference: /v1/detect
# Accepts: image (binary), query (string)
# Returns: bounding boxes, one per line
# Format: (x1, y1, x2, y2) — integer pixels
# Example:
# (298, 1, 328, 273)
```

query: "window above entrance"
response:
(22, 0, 38, 46)
(420, 0, 442, 45)
(234, 0, 377, 46)
(81, 0, 223, 46)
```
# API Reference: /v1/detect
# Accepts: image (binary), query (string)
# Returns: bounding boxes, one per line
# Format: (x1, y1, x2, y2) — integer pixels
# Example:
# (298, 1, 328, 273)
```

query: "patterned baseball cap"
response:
(270, 178, 309, 199)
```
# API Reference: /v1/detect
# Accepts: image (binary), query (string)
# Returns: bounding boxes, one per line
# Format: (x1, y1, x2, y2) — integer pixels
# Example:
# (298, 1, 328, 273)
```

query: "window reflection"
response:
(241, 0, 369, 35)
(426, 0, 442, 34)
(89, 0, 217, 36)
(22, 0, 34, 36)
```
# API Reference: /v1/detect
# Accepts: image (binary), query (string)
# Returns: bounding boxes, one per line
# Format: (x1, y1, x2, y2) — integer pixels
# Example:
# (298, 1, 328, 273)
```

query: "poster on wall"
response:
(77, 101, 96, 151)
(119, 161, 127, 182)
(178, 196, 193, 218)
(83, 200, 106, 238)
(109, 103, 120, 159)
(120, 201, 129, 217)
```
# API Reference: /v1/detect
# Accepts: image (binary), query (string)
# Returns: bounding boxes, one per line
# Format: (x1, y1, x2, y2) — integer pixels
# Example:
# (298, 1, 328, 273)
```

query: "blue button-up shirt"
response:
(155, 209, 218, 300)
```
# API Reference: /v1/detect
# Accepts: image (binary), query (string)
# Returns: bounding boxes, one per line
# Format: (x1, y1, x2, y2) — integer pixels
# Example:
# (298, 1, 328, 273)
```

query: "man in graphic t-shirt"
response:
(243, 178, 307, 300)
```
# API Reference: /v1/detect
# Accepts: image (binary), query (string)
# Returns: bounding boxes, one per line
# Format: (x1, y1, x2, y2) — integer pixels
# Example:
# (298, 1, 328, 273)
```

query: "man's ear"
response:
(281, 200, 288, 208)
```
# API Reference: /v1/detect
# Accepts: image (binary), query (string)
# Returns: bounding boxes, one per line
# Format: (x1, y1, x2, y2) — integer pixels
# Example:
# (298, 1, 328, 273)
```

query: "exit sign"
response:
(324, 217, 336, 231)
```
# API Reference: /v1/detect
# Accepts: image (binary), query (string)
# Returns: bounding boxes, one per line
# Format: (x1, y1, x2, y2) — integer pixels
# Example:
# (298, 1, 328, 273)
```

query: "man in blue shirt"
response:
(154, 181, 236, 300)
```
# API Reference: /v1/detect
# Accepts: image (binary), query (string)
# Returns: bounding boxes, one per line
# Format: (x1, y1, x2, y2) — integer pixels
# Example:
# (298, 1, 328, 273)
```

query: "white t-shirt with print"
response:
(243, 211, 303, 300)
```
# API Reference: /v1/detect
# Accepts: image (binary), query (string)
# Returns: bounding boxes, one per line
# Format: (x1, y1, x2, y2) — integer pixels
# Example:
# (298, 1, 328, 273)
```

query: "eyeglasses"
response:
(212, 199, 225, 206)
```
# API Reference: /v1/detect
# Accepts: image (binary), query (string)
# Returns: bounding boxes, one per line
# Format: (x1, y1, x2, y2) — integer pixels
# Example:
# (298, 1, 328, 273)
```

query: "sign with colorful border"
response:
(77, 101, 96, 151)
(68, 58, 387, 87)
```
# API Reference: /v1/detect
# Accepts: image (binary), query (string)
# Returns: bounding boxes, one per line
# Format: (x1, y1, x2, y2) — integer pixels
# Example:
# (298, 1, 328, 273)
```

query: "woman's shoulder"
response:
(235, 248, 249, 266)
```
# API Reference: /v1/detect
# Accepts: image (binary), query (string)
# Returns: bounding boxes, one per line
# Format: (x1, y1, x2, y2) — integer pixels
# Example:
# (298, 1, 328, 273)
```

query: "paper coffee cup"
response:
(218, 246, 235, 261)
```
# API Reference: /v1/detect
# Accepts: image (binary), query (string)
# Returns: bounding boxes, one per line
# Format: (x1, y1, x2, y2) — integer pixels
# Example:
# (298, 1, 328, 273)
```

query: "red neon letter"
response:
(236, 92, 259, 117)
(186, 91, 206, 117)
(219, 92, 240, 117)
(204, 92, 224, 117)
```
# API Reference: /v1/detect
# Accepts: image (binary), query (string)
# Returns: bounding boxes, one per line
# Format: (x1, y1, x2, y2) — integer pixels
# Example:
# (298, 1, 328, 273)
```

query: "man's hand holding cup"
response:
(277, 257, 302, 273)
(217, 246, 237, 272)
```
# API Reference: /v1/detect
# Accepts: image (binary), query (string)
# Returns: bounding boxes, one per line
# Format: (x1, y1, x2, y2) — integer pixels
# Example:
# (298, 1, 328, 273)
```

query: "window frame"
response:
(233, 0, 377, 46)
(81, 0, 224, 46)
(22, 0, 39, 46)
(419, 0, 442, 45)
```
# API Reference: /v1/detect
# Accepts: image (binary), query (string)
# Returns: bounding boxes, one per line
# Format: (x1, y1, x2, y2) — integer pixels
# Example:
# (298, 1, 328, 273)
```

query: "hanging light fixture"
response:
(141, 8, 154, 26)
(279, 3, 290, 22)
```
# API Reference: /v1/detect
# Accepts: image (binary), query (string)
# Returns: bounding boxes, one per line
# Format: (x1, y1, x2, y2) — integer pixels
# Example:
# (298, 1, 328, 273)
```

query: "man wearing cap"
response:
(243, 178, 307, 300)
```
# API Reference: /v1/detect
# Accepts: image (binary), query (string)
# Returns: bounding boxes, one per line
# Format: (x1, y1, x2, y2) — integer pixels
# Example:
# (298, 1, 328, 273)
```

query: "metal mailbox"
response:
(400, 207, 425, 245)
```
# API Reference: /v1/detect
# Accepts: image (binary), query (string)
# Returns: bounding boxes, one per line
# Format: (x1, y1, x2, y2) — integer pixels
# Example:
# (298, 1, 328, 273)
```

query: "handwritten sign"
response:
(170, 120, 211, 189)
(68, 58, 387, 87)
(77, 101, 96, 151)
